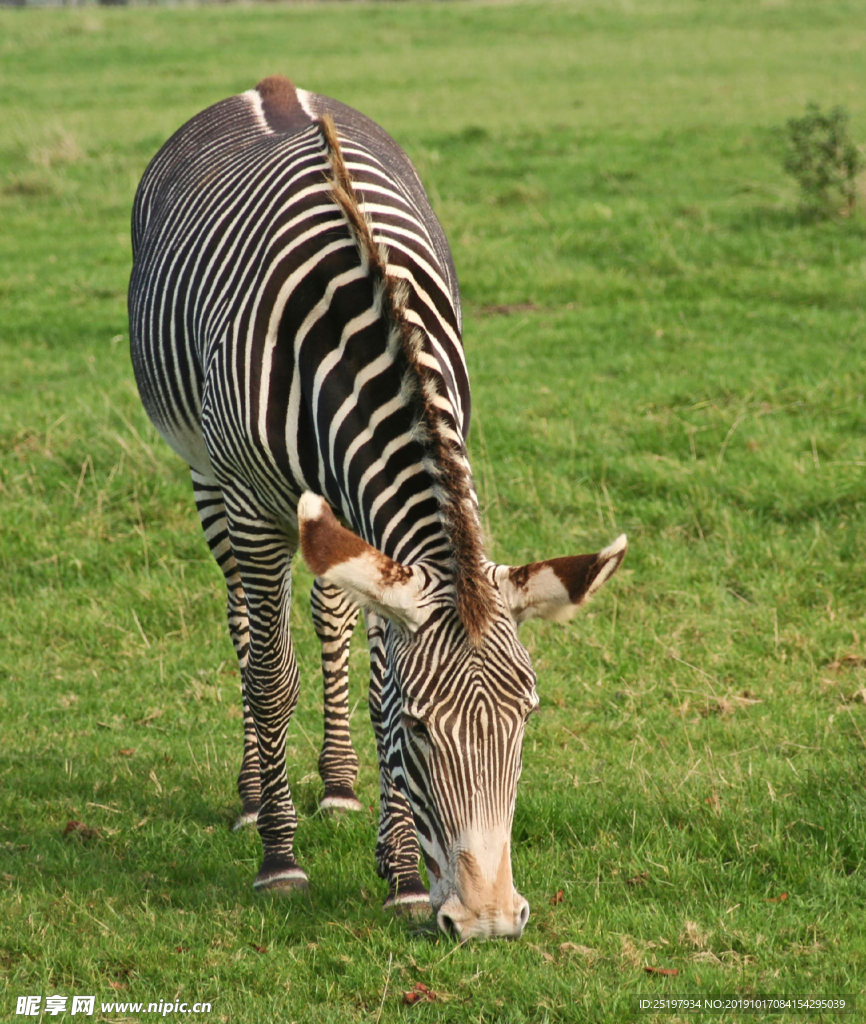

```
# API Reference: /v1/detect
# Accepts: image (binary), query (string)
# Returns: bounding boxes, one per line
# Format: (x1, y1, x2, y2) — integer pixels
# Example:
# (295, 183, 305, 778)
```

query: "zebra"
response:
(128, 75, 626, 940)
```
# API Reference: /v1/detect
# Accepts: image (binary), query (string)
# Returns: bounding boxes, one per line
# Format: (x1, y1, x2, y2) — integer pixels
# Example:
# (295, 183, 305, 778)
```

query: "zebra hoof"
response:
(231, 809, 259, 831)
(384, 886, 430, 918)
(319, 791, 364, 814)
(253, 865, 310, 894)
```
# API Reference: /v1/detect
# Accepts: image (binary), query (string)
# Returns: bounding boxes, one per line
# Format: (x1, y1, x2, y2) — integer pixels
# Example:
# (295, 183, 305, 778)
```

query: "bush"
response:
(782, 104, 862, 216)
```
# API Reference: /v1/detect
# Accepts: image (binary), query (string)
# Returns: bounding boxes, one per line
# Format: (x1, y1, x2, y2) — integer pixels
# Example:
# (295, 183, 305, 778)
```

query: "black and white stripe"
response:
(129, 76, 626, 939)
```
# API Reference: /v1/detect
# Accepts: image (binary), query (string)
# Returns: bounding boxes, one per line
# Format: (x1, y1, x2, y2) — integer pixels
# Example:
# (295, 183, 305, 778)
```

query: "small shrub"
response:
(782, 103, 862, 216)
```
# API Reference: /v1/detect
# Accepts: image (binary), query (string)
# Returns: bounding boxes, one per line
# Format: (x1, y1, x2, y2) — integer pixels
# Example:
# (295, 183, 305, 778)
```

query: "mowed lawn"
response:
(1, 1, 865, 1021)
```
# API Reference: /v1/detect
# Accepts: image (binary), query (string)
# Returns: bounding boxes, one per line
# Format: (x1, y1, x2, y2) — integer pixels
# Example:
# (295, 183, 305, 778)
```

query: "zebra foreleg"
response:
(310, 579, 363, 812)
(223, 497, 308, 892)
(367, 613, 430, 914)
(191, 471, 259, 830)
(233, 681, 261, 830)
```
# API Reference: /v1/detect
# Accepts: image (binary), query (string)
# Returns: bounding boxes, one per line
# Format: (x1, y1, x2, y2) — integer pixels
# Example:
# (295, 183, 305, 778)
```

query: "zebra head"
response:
(298, 492, 626, 940)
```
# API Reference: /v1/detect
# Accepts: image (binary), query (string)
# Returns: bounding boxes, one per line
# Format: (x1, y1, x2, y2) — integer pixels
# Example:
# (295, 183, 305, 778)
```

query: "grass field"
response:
(2, 1, 865, 1021)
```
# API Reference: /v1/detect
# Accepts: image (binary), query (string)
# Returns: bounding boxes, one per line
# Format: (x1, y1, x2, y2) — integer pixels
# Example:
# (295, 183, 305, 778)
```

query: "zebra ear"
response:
(297, 492, 426, 631)
(497, 535, 627, 625)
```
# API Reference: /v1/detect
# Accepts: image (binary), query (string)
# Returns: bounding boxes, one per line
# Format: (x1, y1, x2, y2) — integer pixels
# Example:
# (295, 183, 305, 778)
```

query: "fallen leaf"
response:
(108, 981, 127, 990)
(626, 871, 649, 887)
(118, 748, 135, 757)
(550, 889, 564, 905)
(644, 966, 679, 976)
(174, 946, 188, 953)
(63, 821, 100, 842)
(402, 982, 436, 1005)
(251, 944, 268, 954)
(764, 892, 788, 903)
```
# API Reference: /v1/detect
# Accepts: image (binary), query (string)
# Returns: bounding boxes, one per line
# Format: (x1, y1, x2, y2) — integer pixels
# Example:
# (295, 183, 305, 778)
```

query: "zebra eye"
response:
(403, 716, 429, 741)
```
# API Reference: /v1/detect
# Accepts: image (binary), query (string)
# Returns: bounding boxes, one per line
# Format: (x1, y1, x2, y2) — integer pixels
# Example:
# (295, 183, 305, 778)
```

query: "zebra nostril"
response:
(437, 911, 460, 939)
(517, 899, 530, 932)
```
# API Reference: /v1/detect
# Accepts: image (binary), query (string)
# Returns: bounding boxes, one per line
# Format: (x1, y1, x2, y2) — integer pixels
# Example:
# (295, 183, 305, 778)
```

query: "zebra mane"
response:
(319, 114, 496, 646)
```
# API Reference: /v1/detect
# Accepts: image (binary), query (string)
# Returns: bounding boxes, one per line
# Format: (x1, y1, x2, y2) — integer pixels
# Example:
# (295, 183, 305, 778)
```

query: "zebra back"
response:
(129, 76, 496, 641)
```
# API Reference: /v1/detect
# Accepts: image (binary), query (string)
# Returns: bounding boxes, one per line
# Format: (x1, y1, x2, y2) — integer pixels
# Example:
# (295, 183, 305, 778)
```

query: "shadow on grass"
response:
(1, 752, 432, 942)
(5, 750, 864, 951)
(729, 203, 866, 234)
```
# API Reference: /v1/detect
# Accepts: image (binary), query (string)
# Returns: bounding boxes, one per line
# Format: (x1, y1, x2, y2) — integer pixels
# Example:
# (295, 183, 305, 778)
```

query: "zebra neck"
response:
(316, 361, 481, 572)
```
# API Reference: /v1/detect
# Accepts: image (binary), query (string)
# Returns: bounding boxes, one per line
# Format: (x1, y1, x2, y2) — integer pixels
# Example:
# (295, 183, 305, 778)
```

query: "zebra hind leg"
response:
(366, 612, 430, 916)
(311, 579, 364, 813)
(191, 471, 260, 831)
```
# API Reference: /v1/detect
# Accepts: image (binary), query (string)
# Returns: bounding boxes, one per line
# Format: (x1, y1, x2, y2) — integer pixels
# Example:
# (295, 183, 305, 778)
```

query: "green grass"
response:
(1, 1, 865, 1021)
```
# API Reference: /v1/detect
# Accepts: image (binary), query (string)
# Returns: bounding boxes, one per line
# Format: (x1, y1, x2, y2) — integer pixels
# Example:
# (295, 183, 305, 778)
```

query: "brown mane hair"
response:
(318, 114, 495, 645)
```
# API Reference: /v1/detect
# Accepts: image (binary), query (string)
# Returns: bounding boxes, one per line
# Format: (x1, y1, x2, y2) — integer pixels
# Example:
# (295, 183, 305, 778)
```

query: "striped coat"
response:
(129, 76, 626, 939)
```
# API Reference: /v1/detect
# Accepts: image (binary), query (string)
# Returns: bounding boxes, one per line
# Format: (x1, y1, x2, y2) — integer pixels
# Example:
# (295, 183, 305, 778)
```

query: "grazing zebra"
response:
(128, 76, 626, 940)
